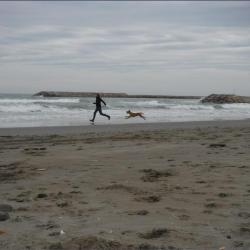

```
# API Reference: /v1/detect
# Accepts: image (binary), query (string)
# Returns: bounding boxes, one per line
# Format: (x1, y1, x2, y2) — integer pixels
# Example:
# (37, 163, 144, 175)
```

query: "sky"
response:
(0, 1, 250, 95)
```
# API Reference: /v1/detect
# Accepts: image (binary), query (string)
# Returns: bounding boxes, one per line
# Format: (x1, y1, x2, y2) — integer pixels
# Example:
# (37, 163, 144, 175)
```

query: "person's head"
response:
(96, 93, 100, 98)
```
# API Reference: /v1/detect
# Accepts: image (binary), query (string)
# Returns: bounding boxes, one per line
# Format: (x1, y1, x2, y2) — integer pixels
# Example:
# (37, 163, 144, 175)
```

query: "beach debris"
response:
(0, 162, 24, 182)
(234, 241, 244, 247)
(140, 169, 174, 182)
(36, 221, 59, 230)
(0, 204, 13, 212)
(63, 235, 168, 250)
(240, 227, 250, 234)
(57, 201, 68, 207)
(209, 143, 226, 148)
(135, 195, 161, 203)
(37, 168, 46, 171)
(0, 229, 6, 235)
(24, 147, 46, 151)
(219, 247, 225, 250)
(0, 212, 10, 221)
(205, 202, 218, 208)
(138, 228, 169, 239)
(218, 192, 231, 198)
(60, 229, 65, 235)
(36, 193, 48, 199)
(128, 210, 149, 216)
(97, 184, 145, 195)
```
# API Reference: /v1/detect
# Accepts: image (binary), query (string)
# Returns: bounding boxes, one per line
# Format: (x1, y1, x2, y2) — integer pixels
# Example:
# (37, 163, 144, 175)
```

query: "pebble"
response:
(0, 212, 10, 221)
(36, 193, 48, 198)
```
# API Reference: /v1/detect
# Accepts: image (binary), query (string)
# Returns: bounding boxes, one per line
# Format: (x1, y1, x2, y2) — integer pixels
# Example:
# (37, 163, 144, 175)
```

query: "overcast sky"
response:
(0, 1, 250, 95)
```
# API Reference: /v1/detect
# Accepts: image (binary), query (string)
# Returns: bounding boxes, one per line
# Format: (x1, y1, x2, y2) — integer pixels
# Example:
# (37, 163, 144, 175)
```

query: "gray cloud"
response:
(0, 2, 249, 95)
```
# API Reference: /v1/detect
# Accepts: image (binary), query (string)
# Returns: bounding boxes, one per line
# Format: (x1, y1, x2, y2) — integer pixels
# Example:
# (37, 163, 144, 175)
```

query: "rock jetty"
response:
(201, 94, 250, 104)
(33, 91, 201, 99)
(34, 91, 128, 98)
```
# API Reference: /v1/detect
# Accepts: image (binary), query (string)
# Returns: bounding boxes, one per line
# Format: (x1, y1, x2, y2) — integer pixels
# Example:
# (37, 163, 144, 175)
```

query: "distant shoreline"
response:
(34, 91, 202, 99)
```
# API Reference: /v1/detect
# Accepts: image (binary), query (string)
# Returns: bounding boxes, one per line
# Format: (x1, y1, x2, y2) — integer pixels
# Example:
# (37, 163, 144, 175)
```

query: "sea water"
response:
(0, 93, 250, 128)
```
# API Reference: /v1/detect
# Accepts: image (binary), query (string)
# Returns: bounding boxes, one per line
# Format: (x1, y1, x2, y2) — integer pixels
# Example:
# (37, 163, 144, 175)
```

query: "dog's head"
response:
(126, 110, 131, 114)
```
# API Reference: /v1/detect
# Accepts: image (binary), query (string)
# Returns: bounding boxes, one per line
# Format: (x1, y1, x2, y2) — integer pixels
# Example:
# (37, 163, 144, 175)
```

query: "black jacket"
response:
(94, 96, 106, 107)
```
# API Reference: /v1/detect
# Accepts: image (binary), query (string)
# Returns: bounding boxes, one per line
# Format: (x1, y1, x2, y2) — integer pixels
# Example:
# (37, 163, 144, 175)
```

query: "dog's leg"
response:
(125, 116, 131, 119)
(140, 114, 146, 120)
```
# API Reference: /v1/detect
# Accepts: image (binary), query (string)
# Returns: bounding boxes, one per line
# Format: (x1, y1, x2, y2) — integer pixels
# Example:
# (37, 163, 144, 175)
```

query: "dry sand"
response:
(0, 120, 250, 250)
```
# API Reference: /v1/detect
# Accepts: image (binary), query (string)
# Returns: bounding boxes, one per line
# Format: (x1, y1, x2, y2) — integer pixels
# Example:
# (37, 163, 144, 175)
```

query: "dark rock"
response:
(128, 210, 149, 216)
(136, 195, 161, 203)
(36, 221, 59, 230)
(136, 210, 149, 216)
(36, 193, 48, 198)
(205, 202, 218, 208)
(57, 201, 68, 207)
(139, 228, 169, 239)
(0, 211, 10, 221)
(240, 227, 250, 234)
(209, 143, 226, 148)
(0, 204, 13, 212)
(218, 192, 231, 198)
(234, 241, 244, 247)
(141, 169, 174, 182)
(201, 94, 250, 104)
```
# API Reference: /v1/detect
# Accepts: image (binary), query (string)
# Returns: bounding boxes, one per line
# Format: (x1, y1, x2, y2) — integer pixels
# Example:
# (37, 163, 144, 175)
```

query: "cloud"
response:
(0, 2, 249, 94)
(0, 23, 249, 71)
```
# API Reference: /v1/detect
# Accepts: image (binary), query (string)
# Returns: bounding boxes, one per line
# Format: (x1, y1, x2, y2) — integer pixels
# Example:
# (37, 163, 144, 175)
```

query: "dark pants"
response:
(91, 106, 110, 121)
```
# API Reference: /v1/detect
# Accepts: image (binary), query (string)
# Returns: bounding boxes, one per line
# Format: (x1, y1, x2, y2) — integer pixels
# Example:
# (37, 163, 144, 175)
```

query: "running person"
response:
(90, 94, 111, 122)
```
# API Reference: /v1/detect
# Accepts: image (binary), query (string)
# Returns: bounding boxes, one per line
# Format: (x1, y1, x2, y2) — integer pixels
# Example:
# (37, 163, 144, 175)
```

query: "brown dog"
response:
(125, 110, 146, 120)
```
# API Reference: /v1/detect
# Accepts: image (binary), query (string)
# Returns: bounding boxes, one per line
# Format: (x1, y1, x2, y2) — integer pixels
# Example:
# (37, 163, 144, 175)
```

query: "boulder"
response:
(0, 211, 10, 221)
(201, 94, 249, 104)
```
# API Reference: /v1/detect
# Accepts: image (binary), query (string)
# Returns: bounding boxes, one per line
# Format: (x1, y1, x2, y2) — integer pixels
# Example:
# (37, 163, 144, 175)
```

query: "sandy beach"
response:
(0, 120, 250, 250)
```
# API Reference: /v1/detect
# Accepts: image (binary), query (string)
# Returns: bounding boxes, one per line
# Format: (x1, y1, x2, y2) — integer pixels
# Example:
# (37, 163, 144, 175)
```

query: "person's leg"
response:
(90, 109, 98, 122)
(99, 108, 110, 120)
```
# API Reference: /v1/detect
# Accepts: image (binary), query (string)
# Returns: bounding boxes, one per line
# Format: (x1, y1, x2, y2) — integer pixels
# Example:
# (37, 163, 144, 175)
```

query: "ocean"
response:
(0, 93, 250, 128)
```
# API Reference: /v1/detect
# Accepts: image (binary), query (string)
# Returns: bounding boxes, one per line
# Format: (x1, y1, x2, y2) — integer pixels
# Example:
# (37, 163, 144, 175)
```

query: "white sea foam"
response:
(0, 95, 250, 128)
(0, 98, 80, 104)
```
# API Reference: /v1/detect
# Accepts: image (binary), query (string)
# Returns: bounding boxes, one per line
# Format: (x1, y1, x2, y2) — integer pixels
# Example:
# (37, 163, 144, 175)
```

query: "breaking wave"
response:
(0, 94, 250, 127)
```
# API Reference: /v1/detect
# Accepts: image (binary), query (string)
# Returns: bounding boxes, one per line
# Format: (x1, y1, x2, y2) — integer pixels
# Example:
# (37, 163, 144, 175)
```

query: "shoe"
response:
(90, 119, 94, 122)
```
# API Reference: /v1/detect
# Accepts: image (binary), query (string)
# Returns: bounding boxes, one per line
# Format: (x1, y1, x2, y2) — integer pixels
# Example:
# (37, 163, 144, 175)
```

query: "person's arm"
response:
(100, 98, 106, 106)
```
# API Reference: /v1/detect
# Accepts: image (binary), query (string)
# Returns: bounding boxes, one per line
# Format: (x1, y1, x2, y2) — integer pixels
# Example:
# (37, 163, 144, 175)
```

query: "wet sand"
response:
(0, 120, 250, 250)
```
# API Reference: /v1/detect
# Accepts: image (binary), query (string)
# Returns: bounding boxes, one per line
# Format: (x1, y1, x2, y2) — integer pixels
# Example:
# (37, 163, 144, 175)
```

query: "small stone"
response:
(36, 193, 48, 198)
(0, 211, 10, 221)
(57, 201, 68, 207)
